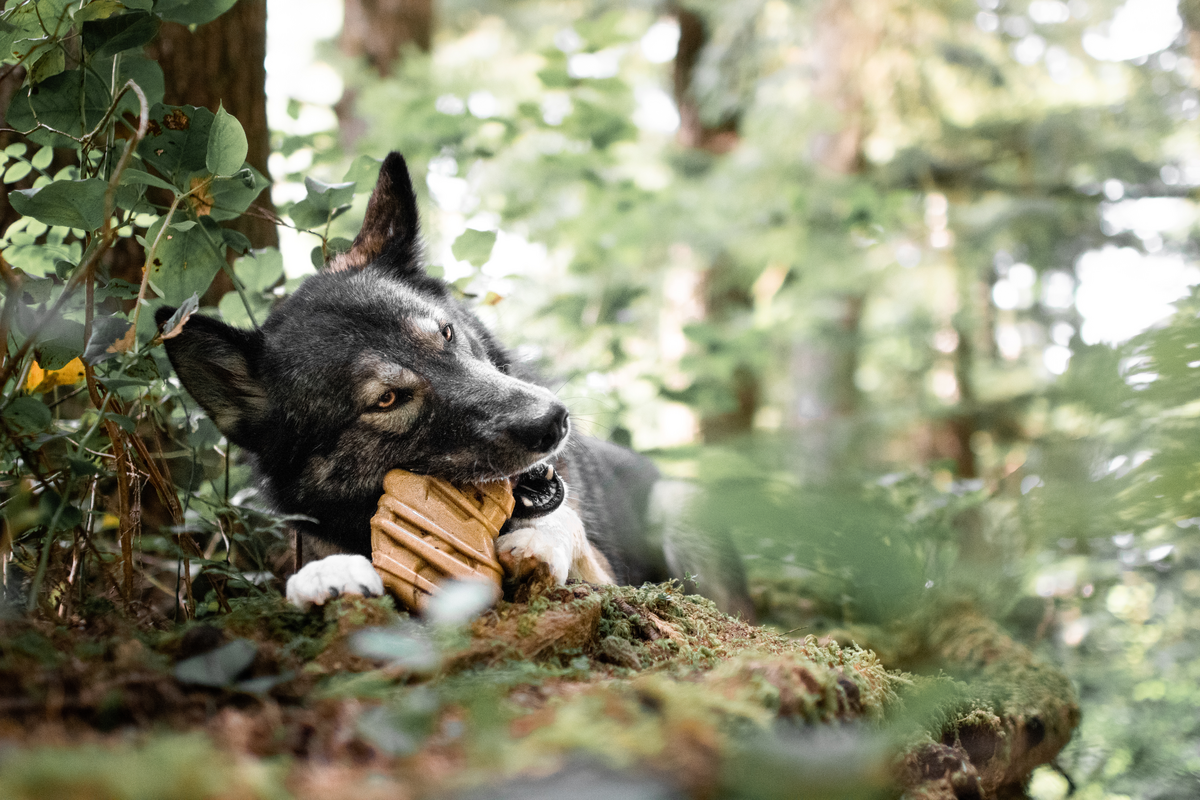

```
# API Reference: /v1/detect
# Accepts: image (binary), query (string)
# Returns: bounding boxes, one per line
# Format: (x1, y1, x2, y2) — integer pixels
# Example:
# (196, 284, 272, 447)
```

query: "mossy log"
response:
(0, 587, 1077, 800)
(828, 601, 1081, 799)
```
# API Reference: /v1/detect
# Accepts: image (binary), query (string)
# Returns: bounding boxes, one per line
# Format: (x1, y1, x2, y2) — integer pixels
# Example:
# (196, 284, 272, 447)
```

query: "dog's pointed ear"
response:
(155, 306, 269, 449)
(327, 151, 421, 274)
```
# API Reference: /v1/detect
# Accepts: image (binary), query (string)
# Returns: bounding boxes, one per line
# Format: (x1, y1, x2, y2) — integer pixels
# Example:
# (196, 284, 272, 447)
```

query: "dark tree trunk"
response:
(336, 0, 434, 148)
(342, 0, 433, 72)
(671, 7, 739, 154)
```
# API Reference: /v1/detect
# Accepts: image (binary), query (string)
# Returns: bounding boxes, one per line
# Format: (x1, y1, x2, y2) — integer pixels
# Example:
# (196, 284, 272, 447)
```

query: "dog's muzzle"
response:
(509, 463, 565, 519)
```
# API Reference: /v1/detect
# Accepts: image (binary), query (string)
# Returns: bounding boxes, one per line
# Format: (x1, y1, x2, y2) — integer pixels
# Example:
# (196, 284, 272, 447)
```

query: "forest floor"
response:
(0, 577, 1079, 800)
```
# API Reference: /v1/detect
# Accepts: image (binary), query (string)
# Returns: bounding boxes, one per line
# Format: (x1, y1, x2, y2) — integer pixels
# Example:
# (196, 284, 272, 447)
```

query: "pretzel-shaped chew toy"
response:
(370, 469, 515, 613)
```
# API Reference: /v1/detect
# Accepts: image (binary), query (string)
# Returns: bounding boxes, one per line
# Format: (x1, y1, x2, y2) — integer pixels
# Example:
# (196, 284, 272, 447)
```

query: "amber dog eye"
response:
(441, 323, 454, 343)
(373, 388, 413, 412)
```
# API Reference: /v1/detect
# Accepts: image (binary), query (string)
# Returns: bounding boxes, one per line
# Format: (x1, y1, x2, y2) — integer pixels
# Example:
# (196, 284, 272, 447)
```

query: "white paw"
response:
(286, 554, 384, 611)
(496, 509, 581, 585)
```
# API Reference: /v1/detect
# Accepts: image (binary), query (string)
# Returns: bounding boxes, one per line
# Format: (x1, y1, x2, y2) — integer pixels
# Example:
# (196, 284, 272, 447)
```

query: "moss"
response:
(0, 580, 1077, 800)
(0, 734, 289, 800)
(828, 599, 1081, 797)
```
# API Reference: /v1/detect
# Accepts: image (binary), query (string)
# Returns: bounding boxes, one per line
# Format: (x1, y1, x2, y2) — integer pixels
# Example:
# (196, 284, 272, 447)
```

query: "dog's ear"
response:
(156, 306, 270, 449)
(327, 151, 421, 275)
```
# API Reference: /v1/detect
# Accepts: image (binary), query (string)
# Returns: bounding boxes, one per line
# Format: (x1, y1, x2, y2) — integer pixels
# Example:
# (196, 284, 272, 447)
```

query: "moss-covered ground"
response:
(0, 581, 1078, 799)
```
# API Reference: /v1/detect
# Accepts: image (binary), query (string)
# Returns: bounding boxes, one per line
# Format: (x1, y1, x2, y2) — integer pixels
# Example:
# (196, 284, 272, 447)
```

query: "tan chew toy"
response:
(370, 469, 515, 613)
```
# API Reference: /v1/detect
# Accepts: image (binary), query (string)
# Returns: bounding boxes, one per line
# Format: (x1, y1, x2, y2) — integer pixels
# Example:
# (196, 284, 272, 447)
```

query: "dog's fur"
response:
(158, 152, 751, 616)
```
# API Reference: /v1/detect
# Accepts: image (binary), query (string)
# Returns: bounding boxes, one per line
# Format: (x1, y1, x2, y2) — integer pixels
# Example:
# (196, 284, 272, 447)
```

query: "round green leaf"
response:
(206, 104, 248, 177)
(145, 216, 226, 304)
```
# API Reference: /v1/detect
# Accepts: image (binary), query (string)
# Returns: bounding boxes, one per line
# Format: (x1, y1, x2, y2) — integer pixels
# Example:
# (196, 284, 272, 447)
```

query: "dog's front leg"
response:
(496, 506, 614, 586)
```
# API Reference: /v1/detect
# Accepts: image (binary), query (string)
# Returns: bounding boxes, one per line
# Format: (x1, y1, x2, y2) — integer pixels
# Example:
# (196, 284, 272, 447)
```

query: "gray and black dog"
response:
(157, 152, 751, 617)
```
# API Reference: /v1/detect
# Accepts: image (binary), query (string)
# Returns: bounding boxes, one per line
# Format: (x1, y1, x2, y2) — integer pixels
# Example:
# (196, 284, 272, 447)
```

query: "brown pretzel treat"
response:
(370, 470, 515, 613)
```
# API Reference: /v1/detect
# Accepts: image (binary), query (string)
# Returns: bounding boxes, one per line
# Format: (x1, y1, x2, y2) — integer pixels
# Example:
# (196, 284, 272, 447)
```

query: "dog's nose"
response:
(511, 404, 569, 453)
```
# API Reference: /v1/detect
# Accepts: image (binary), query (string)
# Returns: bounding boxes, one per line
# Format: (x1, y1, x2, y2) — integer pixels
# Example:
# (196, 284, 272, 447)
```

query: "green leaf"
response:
(72, 1, 127, 23)
(305, 176, 357, 209)
(234, 248, 284, 293)
(451, 229, 497, 266)
(138, 104, 215, 187)
(289, 199, 329, 231)
(155, 0, 239, 26)
(174, 638, 257, 687)
(119, 168, 177, 193)
(217, 287, 272, 329)
(4, 161, 31, 183)
(9, 178, 107, 230)
(113, 51, 165, 112)
(343, 154, 382, 186)
(145, 215, 226, 304)
(81, 11, 160, 60)
(5, 69, 110, 147)
(222, 228, 252, 255)
(3, 396, 52, 433)
(290, 176, 356, 228)
(96, 278, 140, 301)
(0, 1, 73, 64)
(29, 146, 52, 170)
(205, 166, 266, 221)
(27, 46, 65, 85)
(36, 338, 84, 370)
(206, 104, 248, 177)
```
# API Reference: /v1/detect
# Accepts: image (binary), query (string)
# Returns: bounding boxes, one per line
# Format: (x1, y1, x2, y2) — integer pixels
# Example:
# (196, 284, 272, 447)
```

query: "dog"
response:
(157, 152, 752, 618)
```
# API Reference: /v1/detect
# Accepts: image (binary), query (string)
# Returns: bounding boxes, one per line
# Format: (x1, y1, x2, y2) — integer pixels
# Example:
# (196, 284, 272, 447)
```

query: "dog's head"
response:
(158, 153, 569, 515)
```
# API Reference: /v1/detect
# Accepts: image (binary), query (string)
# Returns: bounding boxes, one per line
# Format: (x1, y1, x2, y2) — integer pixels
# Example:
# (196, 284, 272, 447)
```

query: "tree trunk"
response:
(336, 0, 434, 148)
(671, 6, 739, 154)
(669, 7, 751, 442)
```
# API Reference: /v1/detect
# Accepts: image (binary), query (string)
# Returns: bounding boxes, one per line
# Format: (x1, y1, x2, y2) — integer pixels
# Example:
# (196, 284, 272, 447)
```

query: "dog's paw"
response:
(496, 517, 574, 586)
(286, 554, 384, 611)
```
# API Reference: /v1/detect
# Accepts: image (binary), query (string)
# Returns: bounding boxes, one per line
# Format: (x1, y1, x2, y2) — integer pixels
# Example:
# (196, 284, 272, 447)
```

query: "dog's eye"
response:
(441, 323, 454, 343)
(375, 389, 411, 410)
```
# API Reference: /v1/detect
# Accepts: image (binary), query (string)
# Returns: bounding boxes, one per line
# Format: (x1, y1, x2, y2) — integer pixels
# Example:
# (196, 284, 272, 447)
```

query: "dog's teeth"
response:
(544, 465, 554, 480)
(521, 497, 533, 507)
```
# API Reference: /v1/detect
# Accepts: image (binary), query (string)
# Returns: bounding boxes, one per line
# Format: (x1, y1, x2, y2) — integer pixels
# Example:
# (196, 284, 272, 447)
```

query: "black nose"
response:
(511, 404, 569, 453)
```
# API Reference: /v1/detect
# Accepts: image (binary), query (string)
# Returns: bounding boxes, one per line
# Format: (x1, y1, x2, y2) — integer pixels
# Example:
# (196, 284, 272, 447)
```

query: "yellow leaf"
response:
(25, 358, 86, 393)
(24, 361, 44, 392)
